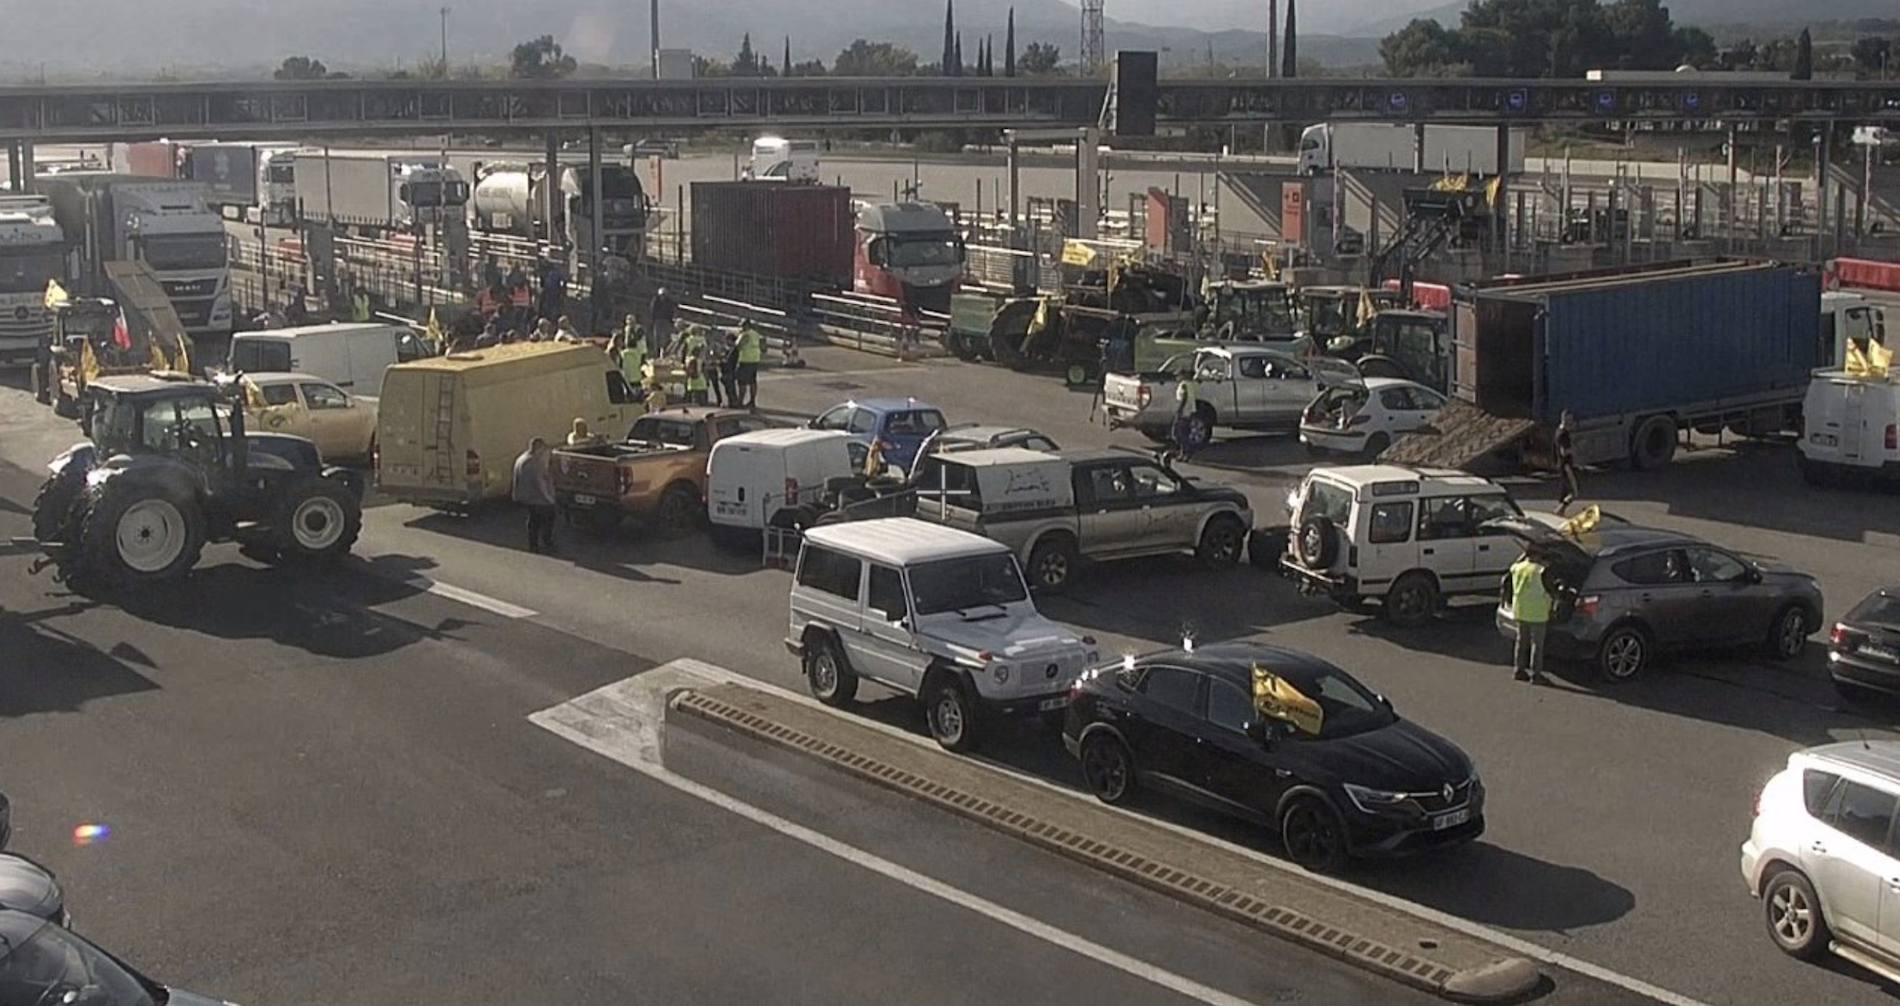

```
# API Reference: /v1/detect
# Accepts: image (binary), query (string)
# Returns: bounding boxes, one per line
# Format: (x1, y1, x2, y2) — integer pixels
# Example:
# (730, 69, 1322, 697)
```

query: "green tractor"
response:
(28, 372, 365, 590)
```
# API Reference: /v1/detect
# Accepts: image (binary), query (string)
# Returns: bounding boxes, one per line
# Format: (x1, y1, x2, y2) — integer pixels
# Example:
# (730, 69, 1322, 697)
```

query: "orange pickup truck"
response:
(551, 407, 776, 536)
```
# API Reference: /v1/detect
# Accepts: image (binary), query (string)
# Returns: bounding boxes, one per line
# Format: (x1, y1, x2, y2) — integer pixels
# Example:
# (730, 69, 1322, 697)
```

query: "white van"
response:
(706, 428, 859, 542)
(376, 342, 643, 507)
(1799, 370, 1900, 487)
(227, 323, 430, 393)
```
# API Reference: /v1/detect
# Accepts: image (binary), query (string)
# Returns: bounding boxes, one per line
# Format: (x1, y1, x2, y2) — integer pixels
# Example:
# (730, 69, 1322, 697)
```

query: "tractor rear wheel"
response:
(77, 478, 206, 586)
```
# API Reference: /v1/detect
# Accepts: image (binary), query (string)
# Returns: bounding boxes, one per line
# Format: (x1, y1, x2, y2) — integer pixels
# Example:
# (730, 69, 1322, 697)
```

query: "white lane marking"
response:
(529, 664, 1262, 1006)
(574, 660, 1718, 1006)
(401, 575, 538, 619)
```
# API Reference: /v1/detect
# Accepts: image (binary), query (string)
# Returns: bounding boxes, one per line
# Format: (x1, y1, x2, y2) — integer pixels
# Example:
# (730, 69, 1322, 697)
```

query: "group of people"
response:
(474, 256, 566, 333)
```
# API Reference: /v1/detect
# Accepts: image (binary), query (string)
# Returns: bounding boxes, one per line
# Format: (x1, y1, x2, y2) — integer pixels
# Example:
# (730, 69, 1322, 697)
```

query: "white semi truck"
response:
(290, 150, 470, 234)
(747, 137, 821, 183)
(0, 195, 67, 368)
(1298, 123, 1527, 175)
(183, 142, 297, 226)
(37, 173, 232, 338)
(468, 162, 651, 257)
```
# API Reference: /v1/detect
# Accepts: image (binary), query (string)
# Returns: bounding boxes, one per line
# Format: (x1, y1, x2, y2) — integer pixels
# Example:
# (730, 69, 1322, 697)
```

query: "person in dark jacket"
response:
(512, 438, 557, 554)
(1554, 411, 1580, 515)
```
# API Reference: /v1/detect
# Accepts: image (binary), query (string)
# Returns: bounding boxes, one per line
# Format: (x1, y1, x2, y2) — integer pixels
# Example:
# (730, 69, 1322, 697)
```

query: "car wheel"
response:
(1765, 605, 1810, 661)
(926, 677, 980, 753)
(1596, 624, 1650, 682)
(803, 636, 858, 707)
(1187, 408, 1214, 450)
(1079, 734, 1136, 805)
(1027, 536, 1078, 593)
(1196, 515, 1247, 569)
(1763, 869, 1830, 961)
(1384, 572, 1440, 628)
(656, 484, 704, 539)
(1362, 432, 1391, 459)
(1280, 797, 1349, 873)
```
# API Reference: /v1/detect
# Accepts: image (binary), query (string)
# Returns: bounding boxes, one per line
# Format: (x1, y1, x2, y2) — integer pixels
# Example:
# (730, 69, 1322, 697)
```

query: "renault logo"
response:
(11, 306, 26, 320)
(1045, 663, 1059, 680)
(1442, 784, 1455, 802)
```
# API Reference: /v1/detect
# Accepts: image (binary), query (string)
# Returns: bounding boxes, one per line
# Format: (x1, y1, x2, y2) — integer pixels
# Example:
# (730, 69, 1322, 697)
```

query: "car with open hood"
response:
(1487, 509, 1823, 682)
(1062, 642, 1483, 873)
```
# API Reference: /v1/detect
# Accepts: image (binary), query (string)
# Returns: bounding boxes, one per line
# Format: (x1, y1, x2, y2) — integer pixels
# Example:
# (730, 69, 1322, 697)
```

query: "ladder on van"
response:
(429, 377, 457, 485)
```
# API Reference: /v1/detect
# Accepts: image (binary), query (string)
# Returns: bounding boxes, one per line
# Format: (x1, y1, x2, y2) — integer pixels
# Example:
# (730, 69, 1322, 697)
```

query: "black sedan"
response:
(1830, 587, 1900, 702)
(1061, 642, 1483, 872)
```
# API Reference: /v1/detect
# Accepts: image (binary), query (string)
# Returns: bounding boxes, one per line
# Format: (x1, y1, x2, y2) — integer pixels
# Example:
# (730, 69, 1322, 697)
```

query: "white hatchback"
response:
(1300, 378, 1446, 459)
(1742, 741, 1900, 983)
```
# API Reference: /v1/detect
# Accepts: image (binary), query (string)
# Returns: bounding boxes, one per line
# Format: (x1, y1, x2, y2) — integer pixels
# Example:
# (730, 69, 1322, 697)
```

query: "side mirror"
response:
(1744, 567, 1763, 585)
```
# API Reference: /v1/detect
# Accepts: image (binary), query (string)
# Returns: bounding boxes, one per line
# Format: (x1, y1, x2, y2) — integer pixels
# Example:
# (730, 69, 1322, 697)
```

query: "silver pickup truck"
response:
(1102, 344, 1358, 445)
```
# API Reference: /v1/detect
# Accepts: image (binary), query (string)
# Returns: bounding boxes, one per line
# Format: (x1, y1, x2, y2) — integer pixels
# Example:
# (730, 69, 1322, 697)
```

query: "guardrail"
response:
(810, 291, 947, 359)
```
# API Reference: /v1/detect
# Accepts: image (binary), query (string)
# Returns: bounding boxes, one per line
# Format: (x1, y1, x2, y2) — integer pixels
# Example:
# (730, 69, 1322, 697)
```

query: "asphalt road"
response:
(3, 343, 1900, 1006)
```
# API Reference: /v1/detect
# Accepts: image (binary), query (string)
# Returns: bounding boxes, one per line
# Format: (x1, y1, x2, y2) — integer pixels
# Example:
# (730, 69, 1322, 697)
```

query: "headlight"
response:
(992, 664, 1011, 684)
(1343, 783, 1410, 813)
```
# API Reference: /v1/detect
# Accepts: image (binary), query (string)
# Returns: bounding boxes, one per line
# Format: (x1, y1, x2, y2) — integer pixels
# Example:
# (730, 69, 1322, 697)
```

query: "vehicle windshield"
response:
(885, 236, 963, 268)
(139, 233, 226, 272)
(264, 163, 294, 184)
(0, 918, 159, 1006)
(908, 553, 1029, 616)
(1282, 668, 1398, 740)
(405, 180, 471, 208)
(1304, 296, 1348, 334)
(0, 250, 65, 294)
(627, 416, 697, 446)
(1215, 288, 1296, 337)
(1848, 592, 1900, 631)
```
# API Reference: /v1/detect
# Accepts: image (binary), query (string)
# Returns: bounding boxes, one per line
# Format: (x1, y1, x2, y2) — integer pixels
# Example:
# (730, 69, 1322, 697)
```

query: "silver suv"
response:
(786, 517, 1098, 753)
(1742, 741, 1900, 983)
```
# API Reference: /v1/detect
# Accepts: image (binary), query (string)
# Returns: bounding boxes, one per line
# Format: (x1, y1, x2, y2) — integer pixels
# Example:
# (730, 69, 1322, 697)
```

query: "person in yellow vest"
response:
(678, 323, 707, 363)
(683, 348, 710, 405)
(350, 288, 372, 322)
(1507, 553, 1554, 684)
(735, 323, 764, 411)
(616, 321, 647, 390)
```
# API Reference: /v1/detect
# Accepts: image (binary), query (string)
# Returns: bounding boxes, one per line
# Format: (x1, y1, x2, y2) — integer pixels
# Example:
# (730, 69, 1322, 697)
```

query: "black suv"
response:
(1062, 642, 1483, 872)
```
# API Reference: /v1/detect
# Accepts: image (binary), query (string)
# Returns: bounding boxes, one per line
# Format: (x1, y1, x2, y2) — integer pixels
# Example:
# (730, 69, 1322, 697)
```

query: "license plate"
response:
(572, 493, 597, 506)
(1432, 808, 1471, 831)
(1861, 643, 1899, 663)
(1037, 696, 1070, 712)
(1811, 433, 1839, 447)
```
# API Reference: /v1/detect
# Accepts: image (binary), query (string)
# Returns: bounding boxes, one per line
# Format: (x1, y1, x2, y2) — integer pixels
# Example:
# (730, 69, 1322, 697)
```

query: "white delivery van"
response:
(1799, 369, 1900, 487)
(227, 322, 430, 392)
(376, 342, 644, 507)
(706, 428, 859, 544)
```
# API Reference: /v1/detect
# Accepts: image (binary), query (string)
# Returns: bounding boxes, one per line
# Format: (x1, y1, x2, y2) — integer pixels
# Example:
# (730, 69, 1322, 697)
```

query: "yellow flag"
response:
(1356, 289, 1377, 327)
(173, 334, 191, 375)
(1558, 504, 1601, 541)
(79, 339, 101, 384)
(1263, 250, 1280, 281)
(1252, 664, 1324, 737)
(1061, 240, 1098, 267)
(44, 279, 69, 311)
(1485, 176, 1502, 207)
(426, 308, 446, 350)
(148, 339, 171, 372)
(1846, 341, 1873, 377)
(1029, 297, 1051, 336)
(240, 376, 267, 410)
(1868, 340, 1893, 378)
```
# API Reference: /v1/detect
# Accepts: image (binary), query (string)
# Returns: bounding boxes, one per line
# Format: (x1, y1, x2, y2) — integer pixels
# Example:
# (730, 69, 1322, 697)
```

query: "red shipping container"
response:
(1829, 257, 1900, 293)
(690, 182, 853, 286)
(1382, 278, 1452, 312)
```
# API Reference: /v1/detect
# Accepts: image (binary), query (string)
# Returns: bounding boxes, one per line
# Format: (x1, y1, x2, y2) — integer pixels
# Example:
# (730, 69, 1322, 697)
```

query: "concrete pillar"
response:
(1492, 125, 1510, 261)
(18, 141, 34, 194)
(1077, 128, 1100, 242)
(6, 143, 19, 192)
(1006, 138, 1021, 231)
(1413, 123, 1426, 174)
(588, 125, 606, 319)
(1815, 122, 1832, 240)
(544, 133, 561, 253)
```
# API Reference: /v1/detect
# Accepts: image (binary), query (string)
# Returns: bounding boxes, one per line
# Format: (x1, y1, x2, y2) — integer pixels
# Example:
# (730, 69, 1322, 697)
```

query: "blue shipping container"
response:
(1527, 266, 1820, 421)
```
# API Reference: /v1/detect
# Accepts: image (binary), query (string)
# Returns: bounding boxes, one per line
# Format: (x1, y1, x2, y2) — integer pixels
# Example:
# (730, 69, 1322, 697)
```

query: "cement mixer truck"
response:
(469, 162, 651, 258)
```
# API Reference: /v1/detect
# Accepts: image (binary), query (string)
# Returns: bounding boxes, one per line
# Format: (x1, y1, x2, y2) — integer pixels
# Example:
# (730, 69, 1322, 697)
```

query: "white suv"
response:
(1742, 741, 1900, 983)
(786, 517, 1099, 753)
(1279, 465, 1554, 627)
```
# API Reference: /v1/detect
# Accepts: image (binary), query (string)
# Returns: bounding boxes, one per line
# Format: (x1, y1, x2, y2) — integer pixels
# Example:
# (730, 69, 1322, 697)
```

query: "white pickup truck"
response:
(1102, 344, 1358, 445)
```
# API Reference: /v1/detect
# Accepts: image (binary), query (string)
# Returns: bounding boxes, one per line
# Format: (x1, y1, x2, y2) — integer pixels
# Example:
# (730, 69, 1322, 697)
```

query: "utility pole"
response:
(650, 0, 662, 79)
(439, 7, 450, 69)
(1268, 0, 1279, 79)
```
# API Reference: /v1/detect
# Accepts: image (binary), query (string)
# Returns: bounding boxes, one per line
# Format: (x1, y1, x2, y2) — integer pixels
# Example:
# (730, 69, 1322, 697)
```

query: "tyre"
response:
(1596, 623, 1651, 682)
(1384, 571, 1440, 628)
(1295, 516, 1339, 568)
(948, 334, 979, 362)
(925, 676, 980, 753)
(1187, 407, 1214, 450)
(77, 479, 207, 586)
(31, 475, 84, 544)
(1196, 515, 1247, 569)
(1027, 536, 1078, 593)
(803, 635, 858, 707)
(1064, 362, 1093, 388)
(271, 478, 362, 563)
(1630, 415, 1677, 470)
(1280, 796, 1349, 873)
(1762, 869, 1830, 961)
(1079, 734, 1136, 805)
(1765, 604, 1811, 662)
(1362, 432, 1391, 459)
(655, 484, 704, 539)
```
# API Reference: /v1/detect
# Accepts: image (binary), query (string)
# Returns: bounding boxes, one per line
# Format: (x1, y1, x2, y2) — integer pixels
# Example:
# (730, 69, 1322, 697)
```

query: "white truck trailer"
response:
(37, 172, 232, 338)
(1298, 123, 1527, 175)
(184, 142, 297, 226)
(0, 195, 67, 368)
(290, 150, 469, 234)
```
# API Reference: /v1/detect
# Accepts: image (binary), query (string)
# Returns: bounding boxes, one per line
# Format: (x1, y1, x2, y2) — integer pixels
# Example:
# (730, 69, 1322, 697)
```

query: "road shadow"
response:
(401, 506, 750, 581)
(1042, 559, 1338, 646)
(1356, 842, 1636, 932)
(0, 607, 161, 717)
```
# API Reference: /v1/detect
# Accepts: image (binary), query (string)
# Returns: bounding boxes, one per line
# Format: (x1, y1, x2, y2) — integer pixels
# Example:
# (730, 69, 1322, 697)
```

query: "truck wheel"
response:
(655, 484, 704, 539)
(271, 478, 362, 563)
(925, 675, 981, 753)
(1196, 515, 1247, 569)
(1188, 406, 1215, 450)
(1027, 536, 1078, 593)
(803, 635, 858, 707)
(78, 479, 206, 586)
(1630, 416, 1677, 470)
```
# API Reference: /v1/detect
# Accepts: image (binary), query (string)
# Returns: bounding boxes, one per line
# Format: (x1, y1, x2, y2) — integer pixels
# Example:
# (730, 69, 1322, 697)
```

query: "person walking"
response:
(1554, 411, 1581, 515)
(511, 438, 558, 554)
(1170, 364, 1202, 462)
(539, 259, 567, 320)
(1507, 552, 1554, 684)
(350, 287, 372, 323)
(734, 321, 764, 410)
(616, 320, 648, 389)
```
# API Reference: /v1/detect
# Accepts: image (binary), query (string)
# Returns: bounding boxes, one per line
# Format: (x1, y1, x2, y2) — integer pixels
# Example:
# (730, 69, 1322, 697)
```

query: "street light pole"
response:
(439, 7, 450, 69)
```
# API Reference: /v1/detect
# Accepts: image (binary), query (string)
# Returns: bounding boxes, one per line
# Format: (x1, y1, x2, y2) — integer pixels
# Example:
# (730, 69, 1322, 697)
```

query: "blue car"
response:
(809, 398, 949, 473)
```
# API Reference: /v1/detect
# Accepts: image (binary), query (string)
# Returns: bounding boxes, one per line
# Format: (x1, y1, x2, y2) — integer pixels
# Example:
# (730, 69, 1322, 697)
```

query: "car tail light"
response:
(1069, 680, 1083, 700)
(1887, 423, 1897, 451)
(785, 477, 799, 505)
(619, 468, 634, 497)
(1347, 412, 1372, 427)
(371, 444, 380, 475)
(465, 450, 481, 477)
(1136, 384, 1152, 408)
(1574, 594, 1601, 616)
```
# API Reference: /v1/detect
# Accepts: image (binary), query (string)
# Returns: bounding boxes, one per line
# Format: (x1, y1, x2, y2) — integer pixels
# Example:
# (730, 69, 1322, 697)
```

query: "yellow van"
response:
(375, 342, 641, 507)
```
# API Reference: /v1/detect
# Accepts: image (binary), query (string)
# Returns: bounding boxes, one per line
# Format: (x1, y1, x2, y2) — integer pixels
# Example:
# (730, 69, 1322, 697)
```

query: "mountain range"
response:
(3, 0, 1891, 78)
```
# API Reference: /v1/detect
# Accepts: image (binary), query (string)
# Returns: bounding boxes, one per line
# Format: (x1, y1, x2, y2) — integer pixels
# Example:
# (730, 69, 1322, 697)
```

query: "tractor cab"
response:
(1298, 286, 1398, 350)
(1355, 309, 1451, 392)
(50, 296, 124, 362)
(1201, 280, 1298, 345)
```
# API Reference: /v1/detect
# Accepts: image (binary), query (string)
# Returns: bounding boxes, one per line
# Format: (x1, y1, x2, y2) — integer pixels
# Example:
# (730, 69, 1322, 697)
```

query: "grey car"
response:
(0, 909, 235, 1006)
(1488, 518, 1824, 682)
(0, 854, 66, 926)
